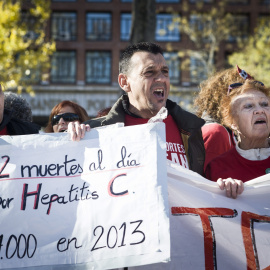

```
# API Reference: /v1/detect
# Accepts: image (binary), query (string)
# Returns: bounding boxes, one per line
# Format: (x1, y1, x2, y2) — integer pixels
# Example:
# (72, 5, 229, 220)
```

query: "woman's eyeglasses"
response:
(227, 81, 264, 96)
(51, 113, 80, 126)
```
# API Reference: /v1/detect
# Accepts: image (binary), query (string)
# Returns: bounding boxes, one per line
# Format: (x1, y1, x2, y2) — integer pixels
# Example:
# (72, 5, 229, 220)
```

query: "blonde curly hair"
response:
(194, 67, 246, 126)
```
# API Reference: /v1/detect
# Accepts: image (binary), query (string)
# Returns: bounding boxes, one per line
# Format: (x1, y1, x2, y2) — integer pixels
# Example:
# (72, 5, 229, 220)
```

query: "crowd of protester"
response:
(0, 42, 269, 201)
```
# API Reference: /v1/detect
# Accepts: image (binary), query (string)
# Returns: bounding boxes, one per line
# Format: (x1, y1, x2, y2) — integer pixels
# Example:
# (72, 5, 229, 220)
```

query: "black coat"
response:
(0, 109, 40, 135)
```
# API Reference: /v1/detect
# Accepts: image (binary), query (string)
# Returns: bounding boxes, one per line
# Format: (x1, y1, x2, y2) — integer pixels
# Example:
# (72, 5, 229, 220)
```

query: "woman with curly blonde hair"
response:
(194, 66, 250, 170)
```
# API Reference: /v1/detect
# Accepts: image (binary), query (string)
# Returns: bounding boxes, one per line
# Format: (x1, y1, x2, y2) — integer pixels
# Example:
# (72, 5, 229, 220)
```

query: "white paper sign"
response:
(0, 123, 170, 270)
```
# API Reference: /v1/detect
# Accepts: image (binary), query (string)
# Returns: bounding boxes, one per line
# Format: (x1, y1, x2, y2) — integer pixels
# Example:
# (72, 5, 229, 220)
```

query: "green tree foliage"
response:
(0, 0, 55, 95)
(164, 0, 242, 79)
(228, 19, 270, 86)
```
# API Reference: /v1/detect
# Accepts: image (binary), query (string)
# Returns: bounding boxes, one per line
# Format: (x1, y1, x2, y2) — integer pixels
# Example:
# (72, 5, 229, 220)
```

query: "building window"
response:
(156, 0, 180, 2)
(189, 0, 213, 3)
(121, 13, 132, 41)
(21, 67, 41, 84)
(189, 14, 212, 43)
(190, 14, 204, 31)
(21, 12, 40, 41)
(86, 13, 111, 41)
(86, 0, 111, 2)
(52, 0, 76, 2)
(51, 51, 76, 83)
(164, 52, 180, 84)
(190, 57, 207, 84)
(226, 0, 248, 4)
(86, 52, 111, 84)
(227, 15, 249, 42)
(121, 0, 180, 1)
(156, 14, 180, 41)
(122, 0, 181, 1)
(51, 12, 77, 41)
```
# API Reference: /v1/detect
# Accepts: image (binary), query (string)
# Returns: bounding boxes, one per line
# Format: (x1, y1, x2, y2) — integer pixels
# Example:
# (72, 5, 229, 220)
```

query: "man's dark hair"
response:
(119, 42, 164, 74)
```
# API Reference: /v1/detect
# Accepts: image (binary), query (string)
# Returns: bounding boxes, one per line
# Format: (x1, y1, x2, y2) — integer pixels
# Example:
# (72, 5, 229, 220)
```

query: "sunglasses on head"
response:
(227, 81, 264, 96)
(51, 113, 80, 126)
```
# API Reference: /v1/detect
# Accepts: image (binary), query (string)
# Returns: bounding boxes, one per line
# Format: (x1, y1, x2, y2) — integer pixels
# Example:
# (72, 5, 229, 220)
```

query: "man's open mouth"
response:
(153, 89, 164, 98)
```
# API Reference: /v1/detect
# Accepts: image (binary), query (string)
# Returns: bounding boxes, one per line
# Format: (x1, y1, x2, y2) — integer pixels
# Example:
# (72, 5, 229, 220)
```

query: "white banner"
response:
(0, 123, 170, 269)
(1, 122, 270, 270)
(132, 163, 270, 270)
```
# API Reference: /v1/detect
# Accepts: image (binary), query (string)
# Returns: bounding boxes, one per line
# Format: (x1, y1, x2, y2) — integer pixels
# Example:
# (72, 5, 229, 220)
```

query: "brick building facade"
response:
(23, 0, 270, 125)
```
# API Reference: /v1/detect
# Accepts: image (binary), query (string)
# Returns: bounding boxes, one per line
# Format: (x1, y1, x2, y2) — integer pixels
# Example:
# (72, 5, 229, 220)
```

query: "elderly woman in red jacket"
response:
(205, 78, 270, 198)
